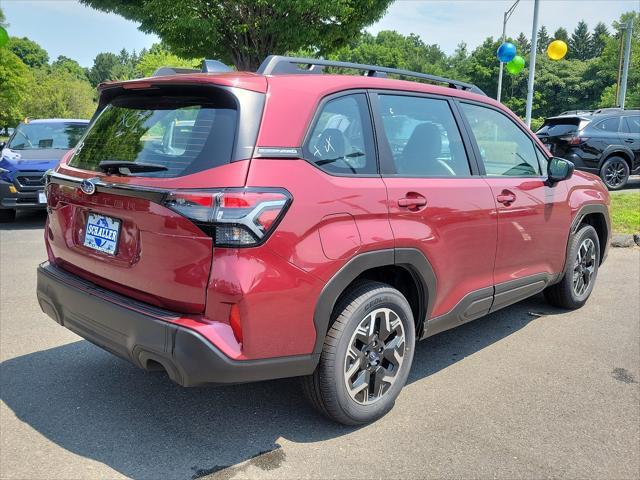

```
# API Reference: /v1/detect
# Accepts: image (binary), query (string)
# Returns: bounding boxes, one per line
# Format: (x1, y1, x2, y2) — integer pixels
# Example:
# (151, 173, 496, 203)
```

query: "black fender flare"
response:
(311, 248, 437, 356)
(556, 203, 611, 283)
(599, 145, 635, 170)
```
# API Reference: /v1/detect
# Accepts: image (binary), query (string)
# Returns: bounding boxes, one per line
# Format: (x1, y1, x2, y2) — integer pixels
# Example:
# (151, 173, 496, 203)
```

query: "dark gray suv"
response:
(537, 108, 640, 190)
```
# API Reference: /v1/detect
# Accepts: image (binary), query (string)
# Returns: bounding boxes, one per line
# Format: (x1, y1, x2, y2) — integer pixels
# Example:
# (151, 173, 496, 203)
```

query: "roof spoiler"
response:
(151, 59, 232, 77)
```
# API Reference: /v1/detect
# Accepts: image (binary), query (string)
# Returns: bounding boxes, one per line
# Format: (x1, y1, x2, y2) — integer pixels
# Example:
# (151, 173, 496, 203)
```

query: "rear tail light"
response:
(560, 135, 589, 145)
(163, 188, 291, 247)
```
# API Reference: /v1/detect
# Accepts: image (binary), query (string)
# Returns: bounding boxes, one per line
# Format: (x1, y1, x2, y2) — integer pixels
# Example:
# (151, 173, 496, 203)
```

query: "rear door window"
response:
(377, 94, 471, 176)
(622, 116, 640, 134)
(70, 93, 238, 178)
(303, 94, 376, 175)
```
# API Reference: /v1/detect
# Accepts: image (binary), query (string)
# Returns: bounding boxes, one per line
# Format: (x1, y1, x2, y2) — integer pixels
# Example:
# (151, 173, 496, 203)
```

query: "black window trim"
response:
(301, 89, 381, 178)
(368, 89, 482, 178)
(455, 98, 550, 179)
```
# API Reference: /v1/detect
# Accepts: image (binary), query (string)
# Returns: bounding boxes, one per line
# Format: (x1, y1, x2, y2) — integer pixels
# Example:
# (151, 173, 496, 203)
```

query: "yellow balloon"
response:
(547, 40, 568, 60)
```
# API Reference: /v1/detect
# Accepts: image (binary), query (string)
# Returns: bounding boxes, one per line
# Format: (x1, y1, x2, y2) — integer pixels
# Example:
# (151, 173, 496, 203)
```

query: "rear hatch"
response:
(536, 115, 591, 156)
(45, 79, 265, 313)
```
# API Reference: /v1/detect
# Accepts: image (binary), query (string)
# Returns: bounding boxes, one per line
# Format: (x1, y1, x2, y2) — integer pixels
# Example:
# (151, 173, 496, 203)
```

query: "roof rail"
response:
(593, 107, 624, 114)
(257, 55, 486, 95)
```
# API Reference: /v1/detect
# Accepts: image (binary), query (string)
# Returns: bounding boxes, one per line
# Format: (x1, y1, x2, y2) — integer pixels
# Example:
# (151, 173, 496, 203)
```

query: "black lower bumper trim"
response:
(0, 180, 45, 210)
(36, 262, 318, 386)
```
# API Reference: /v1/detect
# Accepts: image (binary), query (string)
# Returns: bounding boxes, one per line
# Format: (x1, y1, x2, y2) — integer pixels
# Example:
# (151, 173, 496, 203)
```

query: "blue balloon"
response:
(497, 42, 517, 63)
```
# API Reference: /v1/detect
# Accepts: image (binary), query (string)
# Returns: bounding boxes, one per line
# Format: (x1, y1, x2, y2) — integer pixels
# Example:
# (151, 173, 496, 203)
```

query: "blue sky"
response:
(2, 0, 638, 67)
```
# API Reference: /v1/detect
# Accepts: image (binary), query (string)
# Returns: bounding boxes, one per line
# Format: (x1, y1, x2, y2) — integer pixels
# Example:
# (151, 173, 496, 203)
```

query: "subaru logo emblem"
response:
(80, 179, 96, 195)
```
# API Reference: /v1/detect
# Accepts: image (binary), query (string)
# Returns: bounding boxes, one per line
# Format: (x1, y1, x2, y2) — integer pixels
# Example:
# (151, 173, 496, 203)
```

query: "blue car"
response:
(0, 118, 89, 222)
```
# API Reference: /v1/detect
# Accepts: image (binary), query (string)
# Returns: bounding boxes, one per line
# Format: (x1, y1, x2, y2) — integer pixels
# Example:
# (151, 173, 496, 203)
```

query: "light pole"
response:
(618, 18, 634, 108)
(496, 0, 521, 103)
(525, 0, 540, 127)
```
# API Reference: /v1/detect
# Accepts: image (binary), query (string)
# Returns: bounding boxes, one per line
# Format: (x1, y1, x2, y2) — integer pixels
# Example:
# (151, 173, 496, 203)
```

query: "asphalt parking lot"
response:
(1, 212, 639, 480)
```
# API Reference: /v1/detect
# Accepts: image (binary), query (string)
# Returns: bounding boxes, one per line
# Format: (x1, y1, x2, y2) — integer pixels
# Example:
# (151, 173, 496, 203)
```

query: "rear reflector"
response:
(229, 304, 243, 344)
(163, 188, 291, 247)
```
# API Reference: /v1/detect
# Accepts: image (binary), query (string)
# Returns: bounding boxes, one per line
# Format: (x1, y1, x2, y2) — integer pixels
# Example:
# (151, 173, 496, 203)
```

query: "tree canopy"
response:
(8, 36, 49, 68)
(79, 0, 393, 70)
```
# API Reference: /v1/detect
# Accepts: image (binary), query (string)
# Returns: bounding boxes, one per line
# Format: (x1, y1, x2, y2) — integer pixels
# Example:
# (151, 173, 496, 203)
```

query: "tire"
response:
(600, 156, 630, 190)
(544, 224, 600, 309)
(0, 209, 16, 223)
(302, 281, 416, 425)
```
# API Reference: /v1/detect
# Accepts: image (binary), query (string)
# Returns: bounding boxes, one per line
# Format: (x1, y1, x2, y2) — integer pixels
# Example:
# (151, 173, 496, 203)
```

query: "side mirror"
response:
(0, 142, 5, 150)
(548, 157, 574, 184)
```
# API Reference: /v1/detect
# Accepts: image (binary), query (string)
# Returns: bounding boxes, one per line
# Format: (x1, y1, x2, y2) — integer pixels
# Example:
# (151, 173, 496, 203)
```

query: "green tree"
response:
(569, 21, 592, 60)
(0, 5, 7, 28)
(516, 32, 530, 57)
(596, 11, 640, 108)
(23, 68, 96, 119)
(51, 55, 88, 81)
(553, 27, 569, 43)
(8, 36, 49, 68)
(135, 44, 200, 77)
(537, 25, 551, 54)
(0, 49, 32, 130)
(79, 0, 393, 70)
(88, 52, 120, 85)
(591, 22, 610, 57)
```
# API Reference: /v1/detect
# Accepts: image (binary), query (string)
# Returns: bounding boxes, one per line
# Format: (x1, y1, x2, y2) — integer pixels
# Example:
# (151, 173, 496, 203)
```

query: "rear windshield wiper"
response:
(98, 161, 168, 175)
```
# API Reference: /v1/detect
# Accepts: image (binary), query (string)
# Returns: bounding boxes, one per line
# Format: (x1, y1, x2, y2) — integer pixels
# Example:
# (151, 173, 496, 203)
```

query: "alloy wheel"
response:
(343, 307, 406, 405)
(604, 160, 626, 188)
(573, 237, 596, 297)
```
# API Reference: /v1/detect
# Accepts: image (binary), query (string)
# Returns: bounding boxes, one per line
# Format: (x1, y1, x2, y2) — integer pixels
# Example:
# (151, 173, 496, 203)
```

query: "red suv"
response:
(37, 56, 610, 425)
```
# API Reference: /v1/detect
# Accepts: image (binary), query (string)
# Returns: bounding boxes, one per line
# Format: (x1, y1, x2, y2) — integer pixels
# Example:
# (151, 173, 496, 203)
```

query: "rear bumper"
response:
(36, 262, 317, 386)
(0, 180, 46, 210)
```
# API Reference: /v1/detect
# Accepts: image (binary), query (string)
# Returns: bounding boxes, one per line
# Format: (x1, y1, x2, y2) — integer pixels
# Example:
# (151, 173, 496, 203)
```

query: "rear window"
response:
(537, 117, 588, 136)
(69, 93, 237, 178)
(8, 122, 87, 150)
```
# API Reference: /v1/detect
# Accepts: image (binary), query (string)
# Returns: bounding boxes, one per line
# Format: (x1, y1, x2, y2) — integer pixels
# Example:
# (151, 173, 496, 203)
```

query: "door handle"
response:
(398, 196, 427, 208)
(496, 190, 516, 205)
(624, 138, 634, 143)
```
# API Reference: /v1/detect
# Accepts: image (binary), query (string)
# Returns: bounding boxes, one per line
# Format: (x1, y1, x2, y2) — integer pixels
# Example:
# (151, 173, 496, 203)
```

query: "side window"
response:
(593, 117, 620, 132)
(304, 94, 376, 175)
(622, 116, 640, 134)
(460, 102, 542, 177)
(378, 95, 470, 176)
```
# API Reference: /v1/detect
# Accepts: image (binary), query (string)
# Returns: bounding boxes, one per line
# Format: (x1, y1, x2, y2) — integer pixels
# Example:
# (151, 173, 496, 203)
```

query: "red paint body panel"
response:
(483, 178, 572, 284)
(383, 178, 498, 317)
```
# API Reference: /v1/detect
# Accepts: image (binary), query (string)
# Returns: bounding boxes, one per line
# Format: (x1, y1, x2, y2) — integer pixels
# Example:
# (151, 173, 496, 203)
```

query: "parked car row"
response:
(536, 108, 640, 190)
(0, 119, 89, 222)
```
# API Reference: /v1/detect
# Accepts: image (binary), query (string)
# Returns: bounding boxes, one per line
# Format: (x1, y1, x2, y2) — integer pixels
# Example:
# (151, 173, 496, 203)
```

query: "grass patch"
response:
(610, 192, 640, 234)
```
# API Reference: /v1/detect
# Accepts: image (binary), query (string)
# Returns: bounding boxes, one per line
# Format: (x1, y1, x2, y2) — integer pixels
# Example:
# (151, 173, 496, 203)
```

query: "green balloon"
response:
(0, 27, 8, 48)
(506, 55, 525, 74)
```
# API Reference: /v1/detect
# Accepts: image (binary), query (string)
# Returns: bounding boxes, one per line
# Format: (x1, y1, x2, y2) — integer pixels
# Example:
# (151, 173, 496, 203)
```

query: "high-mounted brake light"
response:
(163, 188, 291, 247)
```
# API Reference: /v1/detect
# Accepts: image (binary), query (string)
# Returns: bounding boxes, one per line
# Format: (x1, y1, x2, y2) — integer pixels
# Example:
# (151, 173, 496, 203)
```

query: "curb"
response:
(610, 233, 640, 248)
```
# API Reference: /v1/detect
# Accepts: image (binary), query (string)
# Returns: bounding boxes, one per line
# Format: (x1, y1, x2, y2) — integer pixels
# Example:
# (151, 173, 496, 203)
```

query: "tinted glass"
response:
(622, 116, 640, 134)
(7, 122, 87, 150)
(304, 94, 376, 175)
(69, 93, 237, 178)
(592, 117, 620, 132)
(460, 103, 541, 177)
(378, 95, 470, 176)
(537, 117, 582, 136)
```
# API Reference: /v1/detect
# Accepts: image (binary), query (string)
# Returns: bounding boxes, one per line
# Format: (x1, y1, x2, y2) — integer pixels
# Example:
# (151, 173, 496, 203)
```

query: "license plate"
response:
(38, 191, 46, 204)
(84, 213, 121, 255)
